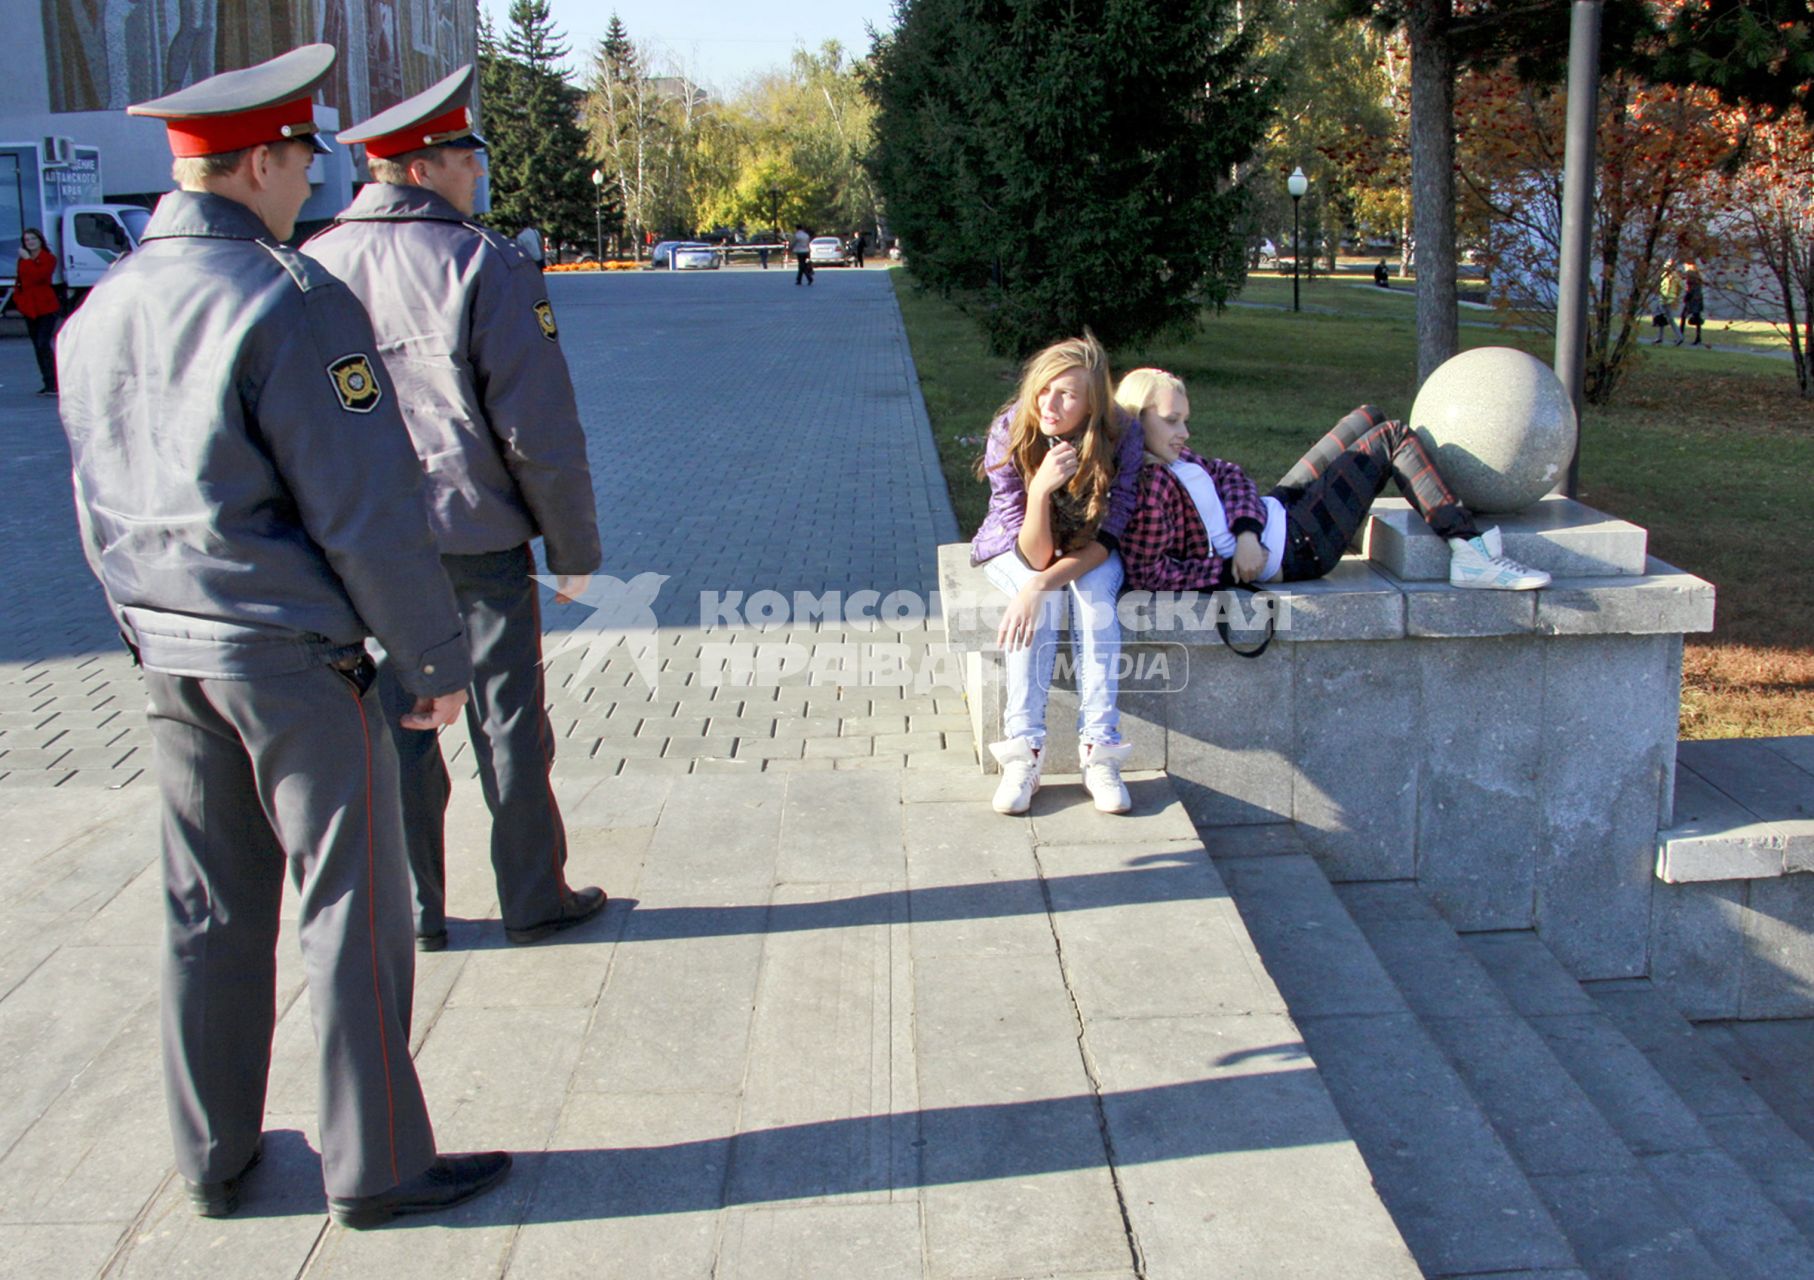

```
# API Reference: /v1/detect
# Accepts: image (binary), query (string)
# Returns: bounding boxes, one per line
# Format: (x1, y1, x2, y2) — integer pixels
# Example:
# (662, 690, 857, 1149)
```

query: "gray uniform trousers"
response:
(146, 660, 436, 1201)
(377, 545, 569, 935)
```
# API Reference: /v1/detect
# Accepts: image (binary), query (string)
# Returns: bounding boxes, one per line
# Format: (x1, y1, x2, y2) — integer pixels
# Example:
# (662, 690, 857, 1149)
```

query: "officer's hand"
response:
(401, 690, 468, 731)
(555, 574, 592, 605)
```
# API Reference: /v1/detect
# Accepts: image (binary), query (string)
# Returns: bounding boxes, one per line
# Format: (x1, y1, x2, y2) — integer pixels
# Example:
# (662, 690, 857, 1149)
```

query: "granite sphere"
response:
(1409, 347, 1578, 514)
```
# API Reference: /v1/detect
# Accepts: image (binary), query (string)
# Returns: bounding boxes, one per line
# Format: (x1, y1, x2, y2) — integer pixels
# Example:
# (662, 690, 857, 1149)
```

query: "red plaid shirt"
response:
(1120, 449, 1268, 591)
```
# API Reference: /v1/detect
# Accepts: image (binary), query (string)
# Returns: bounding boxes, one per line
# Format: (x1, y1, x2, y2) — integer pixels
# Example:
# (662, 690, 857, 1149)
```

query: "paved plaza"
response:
(0, 271, 1414, 1278)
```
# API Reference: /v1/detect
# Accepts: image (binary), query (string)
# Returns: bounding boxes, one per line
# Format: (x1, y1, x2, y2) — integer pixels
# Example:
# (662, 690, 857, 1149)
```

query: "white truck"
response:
(1, 137, 149, 307)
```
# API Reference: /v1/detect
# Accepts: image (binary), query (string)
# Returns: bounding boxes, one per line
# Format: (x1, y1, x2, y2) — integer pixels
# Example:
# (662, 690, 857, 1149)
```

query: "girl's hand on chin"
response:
(1031, 439, 1078, 496)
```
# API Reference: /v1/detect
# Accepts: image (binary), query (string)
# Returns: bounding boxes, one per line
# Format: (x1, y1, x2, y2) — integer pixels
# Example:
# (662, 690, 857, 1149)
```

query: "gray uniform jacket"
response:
(57, 191, 471, 698)
(305, 186, 602, 577)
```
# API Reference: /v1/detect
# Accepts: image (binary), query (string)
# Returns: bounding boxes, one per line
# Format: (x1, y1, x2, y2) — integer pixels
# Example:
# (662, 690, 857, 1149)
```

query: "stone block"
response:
(1740, 873, 1814, 1019)
(1366, 495, 1649, 580)
(1165, 642, 1294, 829)
(1524, 1167, 1723, 1278)
(1533, 635, 1679, 979)
(731, 882, 903, 1206)
(1292, 640, 1418, 880)
(1270, 560, 1405, 643)
(1037, 840, 1287, 1020)
(776, 771, 903, 883)
(1463, 931, 1601, 1017)
(1215, 854, 1405, 1018)
(1648, 879, 1748, 1021)
(1028, 772, 1199, 846)
(1678, 737, 1814, 824)
(506, 1091, 735, 1273)
(1534, 559, 1715, 638)
(1298, 1011, 1580, 1277)
(572, 914, 767, 1094)
(1085, 1013, 1420, 1279)
(1415, 636, 1544, 929)
(717, 1203, 923, 1279)
(636, 773, 784, 895)
(1658, 767, 1794, 883)
(1402, 581, 1537, 637)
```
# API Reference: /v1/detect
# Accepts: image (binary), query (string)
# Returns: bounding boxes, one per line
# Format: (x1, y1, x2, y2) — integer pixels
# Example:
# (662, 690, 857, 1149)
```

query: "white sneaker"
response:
(989, 737, 1043, 815)
(1079, 740, 1134, 814)
(1449, 527, 1551, 590)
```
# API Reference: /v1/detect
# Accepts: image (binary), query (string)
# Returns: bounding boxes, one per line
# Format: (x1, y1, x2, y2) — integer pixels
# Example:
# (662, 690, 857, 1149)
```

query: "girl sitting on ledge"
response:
(970, 333, 1144, 816)
(1111, 368, 1551, 594)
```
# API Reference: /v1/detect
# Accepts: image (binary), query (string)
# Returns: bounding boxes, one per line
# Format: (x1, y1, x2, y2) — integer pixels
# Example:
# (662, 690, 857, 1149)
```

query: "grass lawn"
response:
(893, 270, 1814, 739)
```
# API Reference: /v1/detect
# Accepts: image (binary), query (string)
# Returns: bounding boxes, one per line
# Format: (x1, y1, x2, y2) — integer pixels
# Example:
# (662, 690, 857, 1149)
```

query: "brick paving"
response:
(0, 266, 973, 789)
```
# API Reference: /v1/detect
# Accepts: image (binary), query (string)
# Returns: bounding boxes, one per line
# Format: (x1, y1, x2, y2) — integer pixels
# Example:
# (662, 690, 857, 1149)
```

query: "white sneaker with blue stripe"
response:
(1449, 526, 1551, 590)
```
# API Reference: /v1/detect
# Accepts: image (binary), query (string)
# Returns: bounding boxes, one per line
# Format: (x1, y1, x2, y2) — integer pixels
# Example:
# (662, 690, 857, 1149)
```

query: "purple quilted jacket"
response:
(969, 408, 1144, 565)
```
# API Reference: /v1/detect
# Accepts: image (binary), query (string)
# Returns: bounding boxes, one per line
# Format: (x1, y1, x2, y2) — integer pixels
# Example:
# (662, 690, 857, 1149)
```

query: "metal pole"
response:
(1554, 0, 1602, 499)
(1292, 196, 1301, 313)
(594, 202, 602, 263)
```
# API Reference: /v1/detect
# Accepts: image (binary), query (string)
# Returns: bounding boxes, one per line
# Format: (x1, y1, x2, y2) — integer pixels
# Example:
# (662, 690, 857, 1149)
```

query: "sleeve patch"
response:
(533, 299, 559, 342)
(327, 353, 383, 413)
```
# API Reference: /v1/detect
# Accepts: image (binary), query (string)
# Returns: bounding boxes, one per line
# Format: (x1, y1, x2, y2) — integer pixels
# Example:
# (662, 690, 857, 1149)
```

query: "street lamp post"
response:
(591, 169, 604, 263)
(1288, 167, 1308, 313)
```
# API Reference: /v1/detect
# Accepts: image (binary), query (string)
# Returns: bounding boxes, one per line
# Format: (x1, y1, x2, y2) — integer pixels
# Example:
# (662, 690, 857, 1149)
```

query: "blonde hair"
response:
(1113, 367, 1185, 418)
(367, 146, 444, 185)
(976, 331, 1120, 552)
(171, 146, 254, 185)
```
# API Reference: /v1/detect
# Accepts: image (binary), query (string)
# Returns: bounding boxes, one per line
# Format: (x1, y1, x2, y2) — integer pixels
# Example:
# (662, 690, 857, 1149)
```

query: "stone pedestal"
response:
(941, 501, 1715, 982)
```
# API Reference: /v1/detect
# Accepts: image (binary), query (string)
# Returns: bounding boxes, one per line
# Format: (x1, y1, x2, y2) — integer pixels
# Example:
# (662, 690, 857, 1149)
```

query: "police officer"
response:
(306, 66, 606, 952)
(57, 45, 510, 1227)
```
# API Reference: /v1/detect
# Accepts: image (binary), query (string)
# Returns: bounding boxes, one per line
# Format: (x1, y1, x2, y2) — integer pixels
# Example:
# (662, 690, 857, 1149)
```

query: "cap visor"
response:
(308, 134, 333, 155)
(453, 132, 488, 151)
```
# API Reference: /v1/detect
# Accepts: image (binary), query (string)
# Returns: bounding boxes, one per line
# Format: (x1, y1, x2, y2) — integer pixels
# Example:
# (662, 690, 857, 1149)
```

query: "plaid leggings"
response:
(1269, 405, 1479, 581)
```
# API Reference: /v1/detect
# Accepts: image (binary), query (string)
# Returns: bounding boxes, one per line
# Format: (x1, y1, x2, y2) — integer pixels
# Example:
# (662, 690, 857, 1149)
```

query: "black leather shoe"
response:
(328, 1151, 512, 1229)
(185, 1138, 262, 1218)
(416, 929, 448, 953)
(505, 886, 607, 944)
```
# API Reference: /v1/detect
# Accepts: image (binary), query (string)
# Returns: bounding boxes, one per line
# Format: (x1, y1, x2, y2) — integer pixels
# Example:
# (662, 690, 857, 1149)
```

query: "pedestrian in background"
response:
(1682, 263, 1706, 346)
(853, 229, 866, 268)
(14, 227, 61, 395)
(307, 65, 608, 956)
(1655, 261, 1686, 345)
(793, 223, 814, 286)
(57, 44, 510, 1230)
(515, 224, 547, 270)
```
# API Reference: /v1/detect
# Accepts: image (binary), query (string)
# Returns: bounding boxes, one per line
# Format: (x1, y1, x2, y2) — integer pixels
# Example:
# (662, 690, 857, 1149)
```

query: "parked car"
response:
(809, 236, 849, 266)
(672, 242, 720, 270)
(649, 240, 683, 268)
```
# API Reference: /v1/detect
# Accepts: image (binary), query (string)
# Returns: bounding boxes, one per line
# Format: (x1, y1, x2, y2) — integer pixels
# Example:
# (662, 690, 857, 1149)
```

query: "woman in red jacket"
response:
(14, 228, 62, 395)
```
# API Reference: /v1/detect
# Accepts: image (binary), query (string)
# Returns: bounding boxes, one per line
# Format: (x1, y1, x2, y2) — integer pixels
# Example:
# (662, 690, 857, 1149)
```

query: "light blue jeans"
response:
(982, 548, 1124, 750)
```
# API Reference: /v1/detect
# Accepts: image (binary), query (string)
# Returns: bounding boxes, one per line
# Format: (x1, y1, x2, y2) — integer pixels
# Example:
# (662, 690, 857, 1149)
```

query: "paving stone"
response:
(1086, 1013, 1420, 1278)
(717, 1204, 922, 1279)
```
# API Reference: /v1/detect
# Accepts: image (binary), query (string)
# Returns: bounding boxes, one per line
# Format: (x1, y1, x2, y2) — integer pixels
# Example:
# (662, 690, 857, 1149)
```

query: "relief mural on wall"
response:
(42, 0, 473, 121)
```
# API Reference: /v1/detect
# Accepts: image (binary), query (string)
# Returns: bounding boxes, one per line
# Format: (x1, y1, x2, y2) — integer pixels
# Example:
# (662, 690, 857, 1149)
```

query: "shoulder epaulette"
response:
(256, 239, 338, 293)
(462, 221, 532, 268)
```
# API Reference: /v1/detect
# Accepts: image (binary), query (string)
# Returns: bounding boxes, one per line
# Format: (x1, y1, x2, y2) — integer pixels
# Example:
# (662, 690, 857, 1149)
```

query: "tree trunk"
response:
(1408, 0, 1458, 388)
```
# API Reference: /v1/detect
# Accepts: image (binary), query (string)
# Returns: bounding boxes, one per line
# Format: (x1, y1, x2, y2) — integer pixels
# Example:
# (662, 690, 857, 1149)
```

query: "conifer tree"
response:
(867, 0, 1273, 356)
(480, 0, 600, 253)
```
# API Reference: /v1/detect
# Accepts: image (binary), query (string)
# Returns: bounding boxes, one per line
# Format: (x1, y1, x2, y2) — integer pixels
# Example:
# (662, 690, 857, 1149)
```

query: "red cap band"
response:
(163, 96, 317, 157)
(362, 104, 472, 159)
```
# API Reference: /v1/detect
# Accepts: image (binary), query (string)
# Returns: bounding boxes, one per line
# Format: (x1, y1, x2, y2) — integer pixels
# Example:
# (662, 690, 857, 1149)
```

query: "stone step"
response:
(1212, 853, 1583, 1278)
(1588, 979, 1814, 1247)
(1657, 740, 1814, 884)
(1465, 931, 1814, 1279)
(1694, 1019, 1814, 1155)
(1364, 494, 1650, 580)
(1336, 884, 1731, 1278)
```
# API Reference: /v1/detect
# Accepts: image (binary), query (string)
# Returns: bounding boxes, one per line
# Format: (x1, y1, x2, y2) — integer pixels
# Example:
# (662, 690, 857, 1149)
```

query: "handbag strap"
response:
(1215, 582, 1276, 659)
